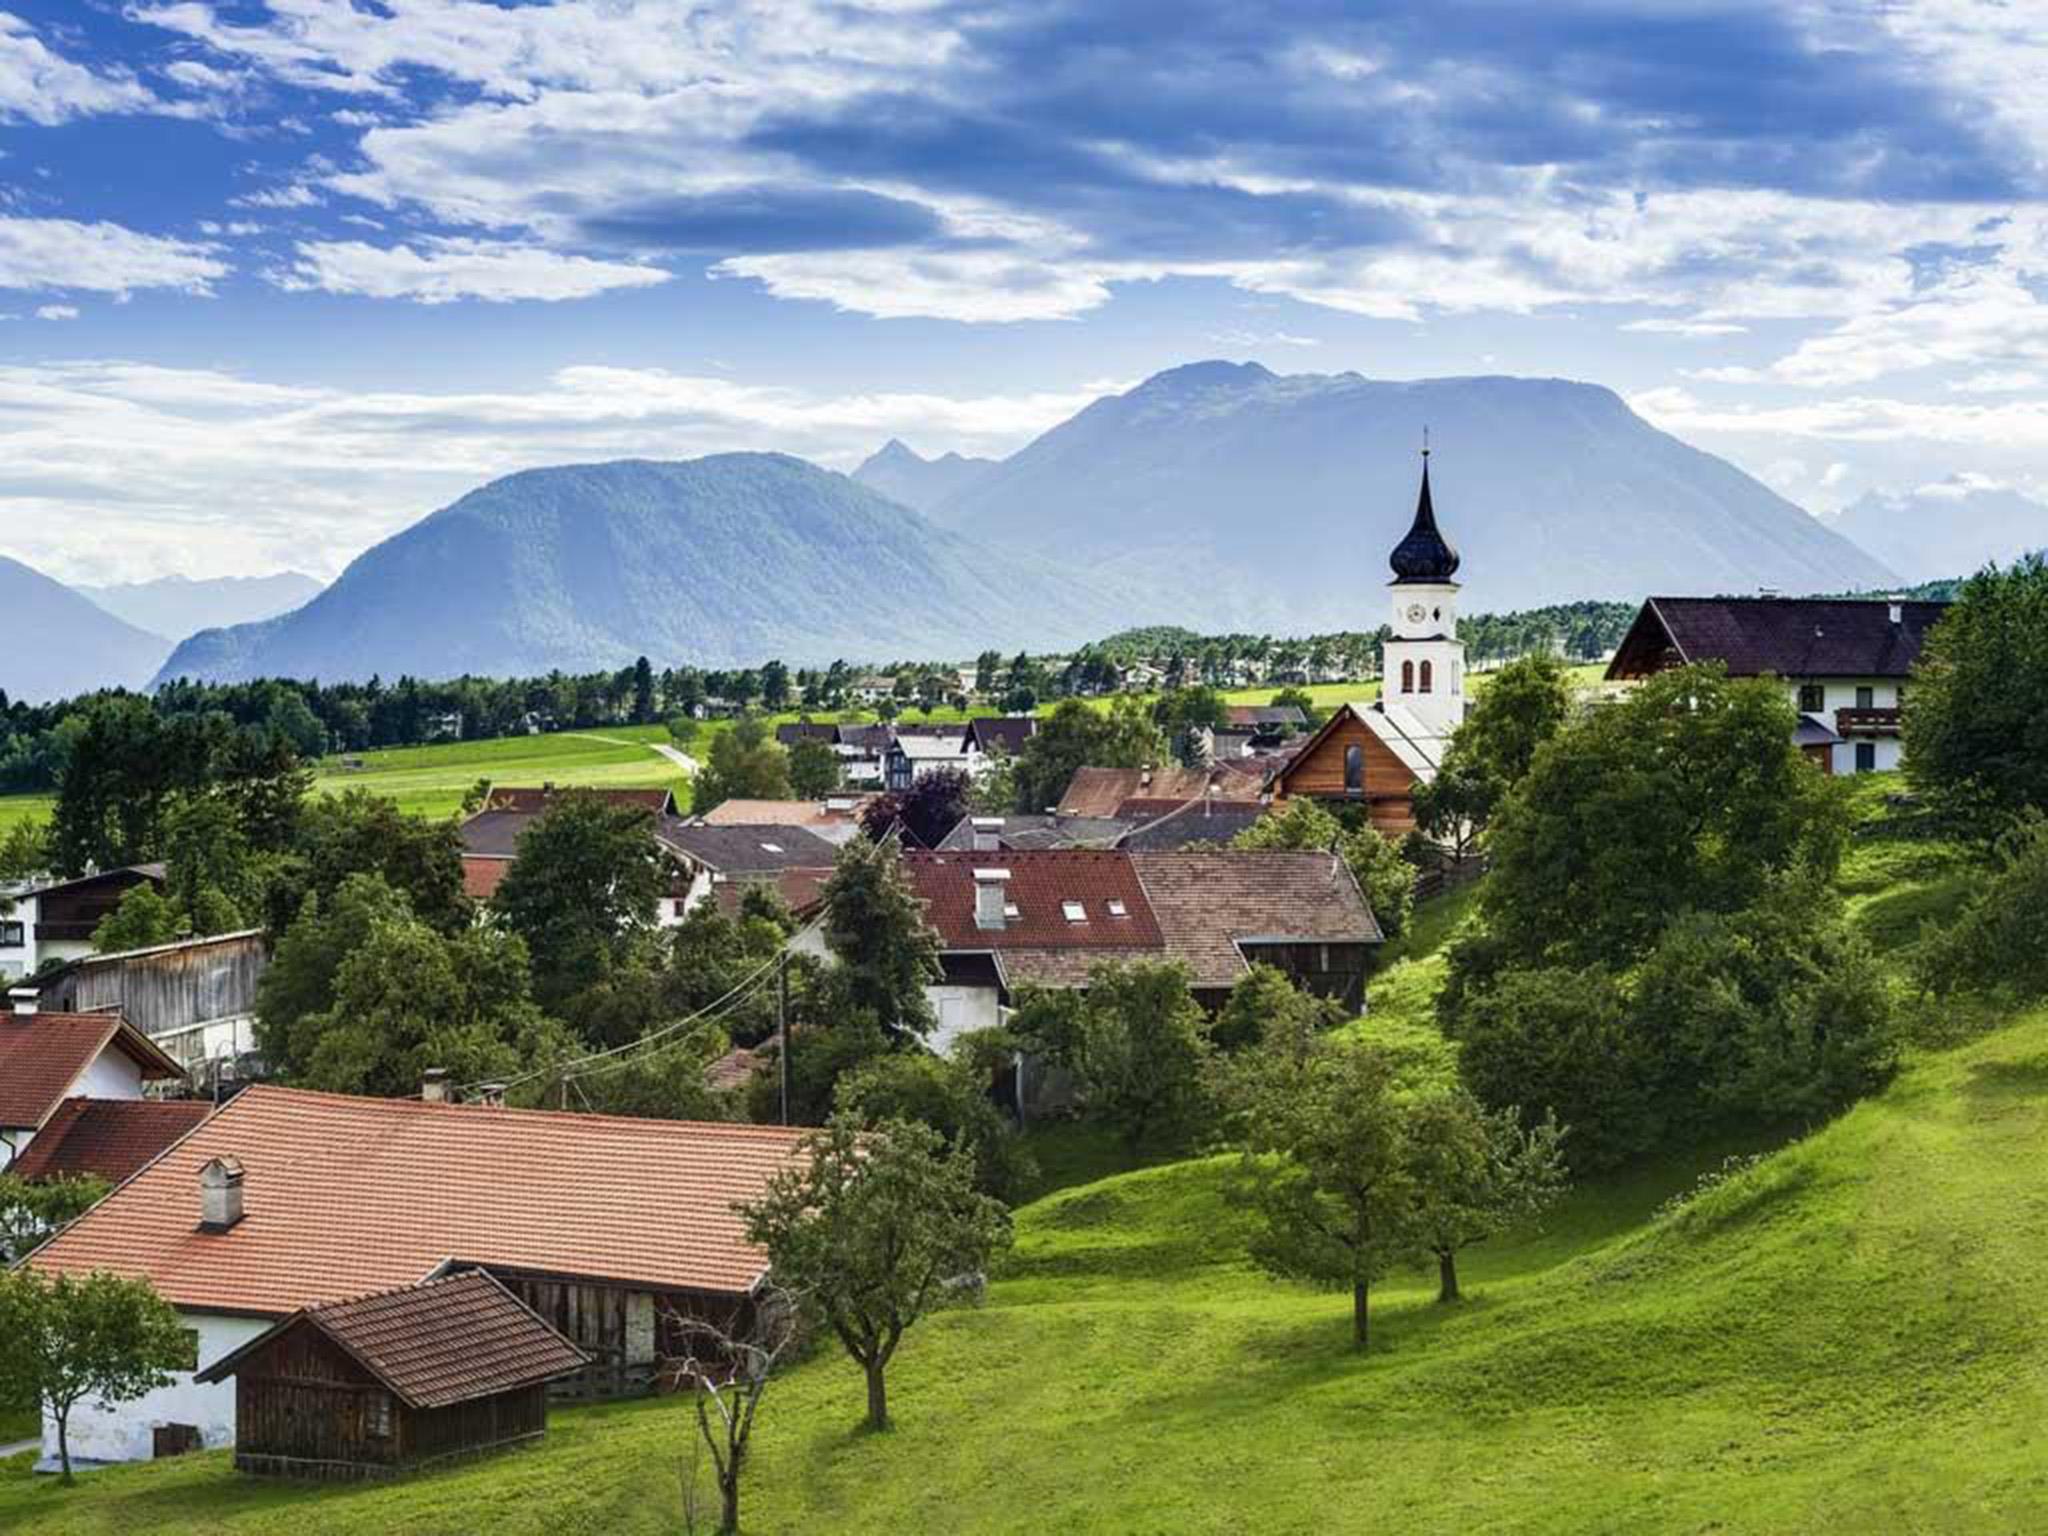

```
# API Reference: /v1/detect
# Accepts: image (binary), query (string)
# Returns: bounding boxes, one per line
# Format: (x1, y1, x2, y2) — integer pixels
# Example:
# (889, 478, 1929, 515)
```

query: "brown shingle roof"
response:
(1055, 765, 1263, 818)
(1131, 850, 1384, 989)
(903, 850, 1163, 952)
(198, 1270, 587, 1409)
(0, 1012, 185, 1132)
(28, 1084, 808, 1314)
(484, 787, 677, 815)
(10, 1097, 213, 1185)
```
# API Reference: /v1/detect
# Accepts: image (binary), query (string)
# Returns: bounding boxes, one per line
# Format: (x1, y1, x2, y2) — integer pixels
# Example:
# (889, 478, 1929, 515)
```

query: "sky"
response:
(1, 0, 2045, 585)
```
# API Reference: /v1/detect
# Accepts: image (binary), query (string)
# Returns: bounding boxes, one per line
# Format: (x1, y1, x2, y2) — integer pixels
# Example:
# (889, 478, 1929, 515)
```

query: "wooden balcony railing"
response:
(1835, 707, 1902, 736)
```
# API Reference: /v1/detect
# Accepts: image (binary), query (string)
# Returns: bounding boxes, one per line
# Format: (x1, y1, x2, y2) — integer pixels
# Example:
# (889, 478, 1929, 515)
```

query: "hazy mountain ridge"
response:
(852, 439, 998, 513)
(920, 361, 1897, 624)
(155, 454, 1130, 685)
(0, 556, 171, 702)
(79, 571, 324, 641)
(1825, 480, 2047, 583)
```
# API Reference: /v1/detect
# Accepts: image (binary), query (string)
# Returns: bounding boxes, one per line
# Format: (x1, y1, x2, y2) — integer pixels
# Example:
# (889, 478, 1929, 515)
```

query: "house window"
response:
(1797, 683, 1825, 713)
(0, 921, 21, 948)
(1343, 743, 1364, 793)
(1400, 660, 1414, 694)
(1419, 660, 1433, 693)
(366, 1391, 393, 1439)
(1855, 686, 1875, 710)
(1061, 900, 1087, 922)
(1855, 742, 1877, 773)
(1106, 900, 1128, 918)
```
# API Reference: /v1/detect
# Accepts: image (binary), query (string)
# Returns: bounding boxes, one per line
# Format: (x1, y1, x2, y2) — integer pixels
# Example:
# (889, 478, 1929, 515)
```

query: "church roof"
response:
(1388, 456, 1460, 585)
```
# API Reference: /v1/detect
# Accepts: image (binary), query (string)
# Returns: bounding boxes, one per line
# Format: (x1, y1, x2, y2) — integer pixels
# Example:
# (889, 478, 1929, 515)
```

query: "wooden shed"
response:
(196, 1270, 588, 1480)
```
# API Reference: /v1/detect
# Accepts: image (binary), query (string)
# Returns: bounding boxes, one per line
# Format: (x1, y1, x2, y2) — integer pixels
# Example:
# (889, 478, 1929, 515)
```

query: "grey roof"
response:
(1608, 596, 1951, 682)
(934, 814, 1133, 851)
(1794, 715, 1844, 748)
(1118, 801, 1268, 850)
(458, 809, 533, 860)
(892, 733, 968, 761)
(663, 823, 842, 872)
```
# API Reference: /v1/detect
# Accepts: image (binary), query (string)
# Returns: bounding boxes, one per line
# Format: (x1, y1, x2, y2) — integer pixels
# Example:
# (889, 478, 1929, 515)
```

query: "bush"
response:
(1923, 817, 2048, 1001)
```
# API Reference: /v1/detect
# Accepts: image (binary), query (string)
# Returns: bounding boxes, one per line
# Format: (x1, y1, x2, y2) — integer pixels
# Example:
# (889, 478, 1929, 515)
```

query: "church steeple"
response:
(1388, 437, 1460, 585)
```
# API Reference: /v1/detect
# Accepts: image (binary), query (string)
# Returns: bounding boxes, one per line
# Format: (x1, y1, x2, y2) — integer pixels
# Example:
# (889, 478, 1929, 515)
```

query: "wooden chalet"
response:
(1266, 704, 1439, 837)
(197, 1270, 587, 1480)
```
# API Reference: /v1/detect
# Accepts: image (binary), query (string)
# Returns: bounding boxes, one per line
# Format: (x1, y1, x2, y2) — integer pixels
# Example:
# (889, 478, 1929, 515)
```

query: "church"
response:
(1266, 449, 1466, 837)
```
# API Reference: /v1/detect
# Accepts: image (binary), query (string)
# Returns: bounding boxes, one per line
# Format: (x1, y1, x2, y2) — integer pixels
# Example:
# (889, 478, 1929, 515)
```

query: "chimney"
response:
(970, 817, 1005, 853)
(1887, 594, 1905, 625)
(9, 985, 37, 1017)
(198, 1157, 245, 1232)
(421, 1067, 450, 1104)
(973, 868, 1011, 931)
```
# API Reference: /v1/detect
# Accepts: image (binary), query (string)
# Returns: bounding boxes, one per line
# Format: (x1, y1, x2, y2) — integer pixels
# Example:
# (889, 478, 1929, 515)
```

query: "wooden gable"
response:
(1270, 706, 1421, 837)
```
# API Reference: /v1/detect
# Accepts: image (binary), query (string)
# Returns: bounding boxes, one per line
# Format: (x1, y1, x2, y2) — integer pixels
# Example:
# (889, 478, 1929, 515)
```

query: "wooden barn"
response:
(196, 1270, 587, 1480)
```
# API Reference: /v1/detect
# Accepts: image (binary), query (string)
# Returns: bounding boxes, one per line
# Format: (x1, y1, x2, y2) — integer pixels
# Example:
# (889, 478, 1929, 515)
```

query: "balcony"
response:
(1835, 707, 1902, 736)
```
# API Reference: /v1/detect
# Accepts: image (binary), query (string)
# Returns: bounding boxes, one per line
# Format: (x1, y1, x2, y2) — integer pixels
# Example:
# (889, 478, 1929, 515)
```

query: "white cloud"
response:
(232, 184, 323, 210)
(1621, 318, 1749, 337)
(0, 358, 1108, 582)
(33, 304, 77, 321)
(718, 248, 1113, 324)
(0, 13, 158, 124)
(0, 217, 225, 295)
(281, 237, 672, 304)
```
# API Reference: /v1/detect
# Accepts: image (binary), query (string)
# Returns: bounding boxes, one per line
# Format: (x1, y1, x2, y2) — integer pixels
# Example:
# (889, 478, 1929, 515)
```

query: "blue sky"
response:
(1, 0, 2044, 583)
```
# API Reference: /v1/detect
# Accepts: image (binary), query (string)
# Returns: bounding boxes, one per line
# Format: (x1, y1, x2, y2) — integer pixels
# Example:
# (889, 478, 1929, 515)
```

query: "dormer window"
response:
(1107, 900, 1128, 918)
(1062, 901, 1087, 922)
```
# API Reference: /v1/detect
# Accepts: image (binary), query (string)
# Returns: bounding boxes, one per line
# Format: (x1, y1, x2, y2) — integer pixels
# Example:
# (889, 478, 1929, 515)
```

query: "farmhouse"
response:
(26, 1085, 809, 1466)
(0, 865, 166, 980)
(664, 823, 842, 912)
(698, 795, 873, 845)
(0, 1002, 188, 1174)
(1605, 595, 1952, 774)
(900, 847, 1383, 1051)
(194, 1270, 588, 1480)
(24, 928, 268, 1086)
(1269, 451, 1468, 835)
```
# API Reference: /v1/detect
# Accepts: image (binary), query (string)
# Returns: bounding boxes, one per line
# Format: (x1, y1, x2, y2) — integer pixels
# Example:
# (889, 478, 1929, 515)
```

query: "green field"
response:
(5, 775, 2033, 1533)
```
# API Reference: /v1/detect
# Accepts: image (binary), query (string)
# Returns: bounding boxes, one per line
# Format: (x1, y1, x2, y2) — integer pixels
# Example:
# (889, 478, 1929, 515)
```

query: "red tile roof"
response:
(28, 1084, 810, 1315)
(1056, 765, 1262, 818)
(0, 1011, 185, 1132)
(903, 850, 1163, 952)
(461, 856, 510, 902)
(9, 1097, 213, 1185)
(711, 869, 830, 920)
(199, 1270, 588, 1409)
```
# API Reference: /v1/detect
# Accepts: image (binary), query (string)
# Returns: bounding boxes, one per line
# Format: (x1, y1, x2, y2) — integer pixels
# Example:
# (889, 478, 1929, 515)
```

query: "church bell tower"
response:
(1383, 438, 1467, 738)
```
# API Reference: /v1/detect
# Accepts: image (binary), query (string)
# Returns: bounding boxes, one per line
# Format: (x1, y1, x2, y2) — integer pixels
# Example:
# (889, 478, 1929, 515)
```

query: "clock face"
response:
(1405, 603, 1428, 625)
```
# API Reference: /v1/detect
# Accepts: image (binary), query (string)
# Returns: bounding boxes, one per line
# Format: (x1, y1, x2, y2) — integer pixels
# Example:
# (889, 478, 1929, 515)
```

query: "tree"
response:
(836, 1050, 1036, 1199)
(760, 659, 792, 712)
(665, 1288, 802, 1535)
(1152, 686, 1228, 759)
(820, 836, 939, 1038)
(1233, 797, 1415, 941)
(1904, 555, 2048, 828)
(0, 816, 52, 881)
(1011, 698, 1167, 814)
(741, 1117, 1010, 1431)
(492, 792, 671, 1024)
(91, 881, 183, 952)
(1075, 961, 1211, 1151)
(969, 745, 1018, 817)
(787, 736, 840, 798)
(1404, 1093, 1565, 1303)
(1412, 654, 1573, 852)
(1477, 664, 1845, 972)
(860, 766, 971, 848)
(0, 1268, 191, 1480)
(1211, 962, 1343, 1055)
(668, 714, 701, 749)
(0, 1173, 108, 1264)
(692, 717, 792, 815)
(1269, 686, 1325, 730)
(1925, 816, 2048, 1001)
(632, 656, 657, 724)
(1235, 1037, 1416, 1351)
(268, 789, 470, 935)
(161, 792, 260, 933)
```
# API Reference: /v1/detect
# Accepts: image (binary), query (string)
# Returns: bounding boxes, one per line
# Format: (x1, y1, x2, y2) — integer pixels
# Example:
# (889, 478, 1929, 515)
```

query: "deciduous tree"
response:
(820, 836, 939, 1039)
(1404, 1093, 1565, 1303)
(1075, 960, 1211, 1151)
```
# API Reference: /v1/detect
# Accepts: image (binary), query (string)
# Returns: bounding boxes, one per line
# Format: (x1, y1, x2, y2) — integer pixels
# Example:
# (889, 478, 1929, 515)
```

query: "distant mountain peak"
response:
(1134, 359, 1277, 393)
(852, 437, 999, 516)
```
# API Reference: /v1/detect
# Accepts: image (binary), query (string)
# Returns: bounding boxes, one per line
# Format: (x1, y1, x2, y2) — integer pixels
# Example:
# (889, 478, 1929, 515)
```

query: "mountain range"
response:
(0, 556, 172, 702)
(909, 362, 1895, 625)
(1825, 480, 2047, 583)
(78, 571, 323, 642)
(852, 439, 999, 513)
(156, 454, 1127, 684)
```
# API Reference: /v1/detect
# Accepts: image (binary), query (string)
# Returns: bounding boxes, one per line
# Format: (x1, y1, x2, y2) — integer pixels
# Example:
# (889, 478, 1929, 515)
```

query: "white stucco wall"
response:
(74, 1047, 145, 1102)
(1786, 677, 1905, 775)
(0, 893, 40, 978)
(43, 1310, 271, 1468)
(928, 984, 1003, 1057)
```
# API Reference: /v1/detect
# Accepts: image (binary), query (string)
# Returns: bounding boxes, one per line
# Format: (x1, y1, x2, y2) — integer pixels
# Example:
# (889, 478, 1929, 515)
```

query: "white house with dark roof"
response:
(1606, 594, 1952, 774)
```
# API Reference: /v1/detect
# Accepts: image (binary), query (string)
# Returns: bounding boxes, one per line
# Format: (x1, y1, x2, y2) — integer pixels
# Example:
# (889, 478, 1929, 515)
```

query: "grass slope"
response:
(8, 1005, 2045, 1533)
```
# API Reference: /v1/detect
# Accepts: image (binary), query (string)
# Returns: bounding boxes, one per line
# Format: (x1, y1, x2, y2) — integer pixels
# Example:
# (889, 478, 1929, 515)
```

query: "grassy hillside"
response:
(4, 774, 2035, 1533)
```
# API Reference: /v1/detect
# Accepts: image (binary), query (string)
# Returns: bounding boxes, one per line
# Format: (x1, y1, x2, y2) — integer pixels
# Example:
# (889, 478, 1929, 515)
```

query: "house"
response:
(1267, 450, 1468, 836)
(25, 929, 269, 1086)
(0, 1001, 188, 1173)
(0, 865, 167, 980)
(26, 1085, 809, 1465)
(1116, 800, 1267, 850)
(849, 674, 899, 704)
(458, 787, 696, 919)
(1055, 764, 1263, 819)
(195, 1270, 587, 1480)
(1222, 704, 1309, 744)
(1604, 594, 1952, 775)
(832, 723, 894, 786)
(934, 814, 1136, 853)
(885, 727, 971, 791)
(965, 716, 1038, 760)
(698, 796, 873, 846)
(662, 823, 843, 913)
(7, 1097, 213, 1187)
(899, 847, 1383, 1054)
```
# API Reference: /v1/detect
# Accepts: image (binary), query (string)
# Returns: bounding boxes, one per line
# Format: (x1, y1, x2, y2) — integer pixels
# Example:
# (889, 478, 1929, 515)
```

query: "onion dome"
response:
(1388, 451, 1460, 584)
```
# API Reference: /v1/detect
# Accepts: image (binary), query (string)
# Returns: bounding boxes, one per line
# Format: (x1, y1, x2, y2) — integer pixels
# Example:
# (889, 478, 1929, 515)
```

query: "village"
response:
(5, 438, 2026, 1536)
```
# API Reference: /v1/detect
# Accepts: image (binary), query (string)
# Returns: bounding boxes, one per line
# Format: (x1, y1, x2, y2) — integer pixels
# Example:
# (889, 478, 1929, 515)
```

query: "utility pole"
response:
(778, 952, 791, 1127)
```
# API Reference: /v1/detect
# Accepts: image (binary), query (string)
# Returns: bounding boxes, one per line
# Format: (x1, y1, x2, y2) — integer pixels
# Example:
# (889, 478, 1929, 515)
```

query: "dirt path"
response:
(565, 733, 700, 777)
